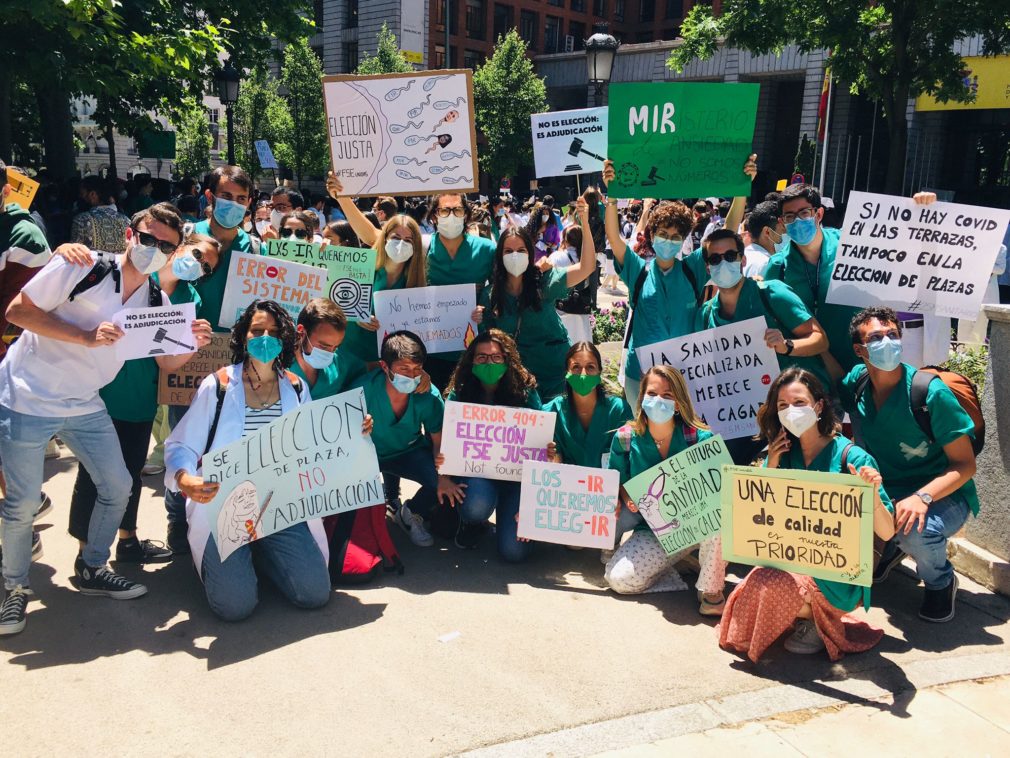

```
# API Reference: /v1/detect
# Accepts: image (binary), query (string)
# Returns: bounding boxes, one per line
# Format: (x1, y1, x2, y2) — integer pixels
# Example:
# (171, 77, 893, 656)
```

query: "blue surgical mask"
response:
(710, 260, 743, 289)
(172, 253, 203, 281)
(786, 216, 817, 246)
(213, 196, 247, 229)
(389, 371, 421, 394)
(773, 232, 791, 254)
(302, 341, 335, 369)
(247, 335, 283, 364)
(653, 238, 682, 261)
(641, 395, 677, 424)
(866, 336, 903, 372)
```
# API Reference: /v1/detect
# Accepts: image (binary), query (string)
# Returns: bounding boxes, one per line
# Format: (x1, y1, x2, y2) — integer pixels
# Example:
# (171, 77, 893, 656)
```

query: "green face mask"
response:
(473, 361, 508, 385)
(566, 372, 601, 396)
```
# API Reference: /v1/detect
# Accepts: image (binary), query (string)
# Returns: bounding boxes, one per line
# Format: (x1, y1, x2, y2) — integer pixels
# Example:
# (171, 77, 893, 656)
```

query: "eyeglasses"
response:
(279, 228, 310, 239)
(654, 233, 682, 242)
(863, 329, 900, 345)
(705, 250, 741, 266)
(435, 207, 466, 218)
(269, 203, 292, 212)
(781, 207, 817, 224)
(133, 228, 178, 256)
(188, 248, 214, 277)
(474, 354, 506, 364)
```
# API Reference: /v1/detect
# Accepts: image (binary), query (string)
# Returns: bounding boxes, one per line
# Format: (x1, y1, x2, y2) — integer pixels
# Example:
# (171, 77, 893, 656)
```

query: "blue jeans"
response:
(888, 492, 970, 590)
(0, 406, 131, 589)
(380, 447, 438, 518)
(165, 404, 189, 524)
(616, 505, 644, 539)
(458, 476, 528, 563)
(200, 521, 330, 621)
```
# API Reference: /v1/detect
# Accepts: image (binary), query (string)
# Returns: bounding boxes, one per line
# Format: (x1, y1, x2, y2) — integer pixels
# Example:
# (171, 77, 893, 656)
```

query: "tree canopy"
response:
(276, 40, 329, 187)
(356, 23, 415, 75)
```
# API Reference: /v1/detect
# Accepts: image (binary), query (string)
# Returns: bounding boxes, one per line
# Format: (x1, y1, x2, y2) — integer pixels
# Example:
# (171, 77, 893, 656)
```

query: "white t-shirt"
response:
(743, 242, 771, 278)
(0, 253, 164, 417)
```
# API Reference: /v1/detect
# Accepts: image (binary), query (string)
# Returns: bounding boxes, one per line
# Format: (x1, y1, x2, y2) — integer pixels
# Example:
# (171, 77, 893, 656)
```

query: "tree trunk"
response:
(0, 70, 11, 164)
(884, 113, 908, 195)
(34, 83, 76, 180)
(104, 121, 118, 180)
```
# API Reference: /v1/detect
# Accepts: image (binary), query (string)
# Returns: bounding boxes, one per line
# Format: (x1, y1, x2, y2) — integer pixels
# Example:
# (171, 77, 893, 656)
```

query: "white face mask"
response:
(502, 251, 529, 277)
(129, 242, 168, 275)
(270, 209, 285, 231)
(778, 405, 819, 437)
(385, 238, 414, 263)
(255, 219, 271, 236)
(437, 214, 465, 239)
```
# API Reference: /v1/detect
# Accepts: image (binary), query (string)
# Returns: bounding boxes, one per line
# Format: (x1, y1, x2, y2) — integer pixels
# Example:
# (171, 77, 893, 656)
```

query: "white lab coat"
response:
(164, 363, 329, 574)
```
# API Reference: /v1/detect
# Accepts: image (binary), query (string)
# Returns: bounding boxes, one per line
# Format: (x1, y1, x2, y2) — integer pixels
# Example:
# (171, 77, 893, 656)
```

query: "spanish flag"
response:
(817, 65, 832, 143)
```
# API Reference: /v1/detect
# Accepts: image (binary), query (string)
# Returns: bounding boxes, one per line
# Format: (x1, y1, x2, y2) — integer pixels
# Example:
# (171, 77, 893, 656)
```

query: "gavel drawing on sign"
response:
(568, 137, 605, 162)
(148, 327, 195, 354)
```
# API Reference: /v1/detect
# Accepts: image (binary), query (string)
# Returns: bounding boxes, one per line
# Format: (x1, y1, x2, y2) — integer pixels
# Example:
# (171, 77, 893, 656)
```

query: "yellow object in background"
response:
(915, 56, 1010, 111)
(6, 169, 39, 209)
(776, 179, 788, 191)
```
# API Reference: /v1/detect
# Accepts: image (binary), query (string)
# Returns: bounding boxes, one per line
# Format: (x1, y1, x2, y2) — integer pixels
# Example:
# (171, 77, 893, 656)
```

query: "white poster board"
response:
(399, 0, 424, 64)
(635, 317, 778, 440)
(531, 107, 608, 178)
(517, 460, 619, 549)
(322, 69, 478, 197)
(113, 302, 197, 361)
(254, 140, 278, 170)
(218, 251, 327, 329)
(372, 284, 477, 355)
(825, 191, 1010, 319)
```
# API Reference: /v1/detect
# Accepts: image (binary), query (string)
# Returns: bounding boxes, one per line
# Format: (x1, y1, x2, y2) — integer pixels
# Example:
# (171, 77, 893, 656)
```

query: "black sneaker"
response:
(873, 546, 907, 584)
(0, 532, 43, 564)
(166, 521, 190, 555)
(454, 520, 484, 550)
(919, 575, 958, 623)
(116, 537, 172, 563)
(34, 492, 53, 521)
(0, 586, 31, 636)
(74, 555, 148, 600)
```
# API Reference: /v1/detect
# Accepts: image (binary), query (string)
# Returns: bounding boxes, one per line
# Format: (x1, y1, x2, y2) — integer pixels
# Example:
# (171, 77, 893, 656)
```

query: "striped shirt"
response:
(243, 400, 282, 435)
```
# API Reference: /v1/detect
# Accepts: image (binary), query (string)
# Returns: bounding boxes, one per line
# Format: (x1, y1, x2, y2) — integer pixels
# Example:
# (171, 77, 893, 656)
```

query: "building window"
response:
(313, 0, 324, 27)
(208, 109, 220, 125)
(346, 0, 358, 28)
(614, 0, 625, 21)
(544, 16, 561, 53)
(344, 41, 358, 71)
(519, 10, 537, 50)
(435, 45, 457, 68)
(636, 31, 653, 42)
(463, 49, 482, 69)
(437, 0, 459, 33)
(493, 4, 513, 41)
(569, 21, 586, 50)
(571, 0, 585, 11)
(465, 0, 486, 40)
(640, 0, 656, 21)
(664, 26, 681, 39)
(665, 0, 683, 18)
(593, 0, 607, 15)
(548, 0, 563, 6)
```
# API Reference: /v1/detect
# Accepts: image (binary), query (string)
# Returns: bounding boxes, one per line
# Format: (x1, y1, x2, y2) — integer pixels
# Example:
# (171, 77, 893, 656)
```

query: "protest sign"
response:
(254, 139, 278, 169)
(439, 400, 556, 481)
(623, 435, 733, 555)
(112, 302, 197, 361)
(721, 465, 875, 587)
(264, 239, 377, 321)
(531, 106, 608, 178)
(6, 168, 39, 210)
(372, 283, 477, 355)
(825, 191, 1010, 319)
(322, 69, 478, 197)
(636, 317, 777, 440)
(517, 461, 619, 549)
(202, 389, 384, 561)
(218, 251, 327, 329)
(158, 333, 231, 405)
(606, 82, 759, 199)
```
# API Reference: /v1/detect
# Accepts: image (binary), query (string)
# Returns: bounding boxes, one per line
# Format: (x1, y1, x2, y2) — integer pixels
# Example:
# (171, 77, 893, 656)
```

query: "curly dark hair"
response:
(648, 201, 693, 238)
(230, 300, 298, 371)
(447, 329, 538, 406)
(488, 227, 544, 318)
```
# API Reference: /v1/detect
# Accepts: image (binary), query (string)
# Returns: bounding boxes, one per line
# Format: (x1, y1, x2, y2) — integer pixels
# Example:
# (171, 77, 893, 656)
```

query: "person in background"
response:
(71, 175, 130, 254)
(126, 174, 154, 215)
(743, 200, 788, 278)
(488, 195, 505, 242)
(251, 200, 271, 239)
(290, 298, 366, 399)
(373, 196, 398, 226)
(177, 195, 202, 225)
(523, 201, 560, 262)
(309, 194, 328, 232)
(323, 220, 361, 248)
(277, 210, 317, 242)
(260, 187, 304, 241)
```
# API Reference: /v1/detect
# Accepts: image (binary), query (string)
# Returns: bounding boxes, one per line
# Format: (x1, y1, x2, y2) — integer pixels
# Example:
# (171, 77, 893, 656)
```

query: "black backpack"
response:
(67, 256, 163, 308)
(623, 260, 701, 349)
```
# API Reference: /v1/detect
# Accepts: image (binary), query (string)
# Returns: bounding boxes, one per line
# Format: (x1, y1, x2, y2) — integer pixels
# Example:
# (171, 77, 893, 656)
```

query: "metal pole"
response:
(445, 0, 450, 68)
(817, 73, 834, 193)
(924, 136, 935, 190)
(852, 136, 862, 196)
(576, 174, 582, 196)
(840, 134, 852, 200)
(226, 104, 235, 165)
(830, 136, 840, 200)
(866, 101, 878, 190)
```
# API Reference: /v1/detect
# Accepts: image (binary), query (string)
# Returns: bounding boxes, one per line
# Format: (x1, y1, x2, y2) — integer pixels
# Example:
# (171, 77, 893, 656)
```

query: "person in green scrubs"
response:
(290, 298, 366, 399)
(719, 367, 896, 662)
(544, 342, 630, 469)
(477, 197, 597, 399)
(605, 365, 726, 615)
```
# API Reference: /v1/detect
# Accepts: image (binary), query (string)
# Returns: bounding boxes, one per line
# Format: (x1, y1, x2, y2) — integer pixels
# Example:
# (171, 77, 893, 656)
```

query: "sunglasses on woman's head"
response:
(279, 228, 309, 239)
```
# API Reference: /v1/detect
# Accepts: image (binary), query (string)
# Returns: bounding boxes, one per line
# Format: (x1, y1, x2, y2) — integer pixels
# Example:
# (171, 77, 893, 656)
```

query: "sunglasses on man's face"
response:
(705, 249, 741, 266)
(279, 228, 310, 240)
(133, 228, 178, 256)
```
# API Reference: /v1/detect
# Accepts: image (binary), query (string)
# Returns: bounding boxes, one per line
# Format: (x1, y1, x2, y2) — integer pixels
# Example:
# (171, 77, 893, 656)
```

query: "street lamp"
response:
(214, 61, 241, 165)
(585, 25, 620, 107)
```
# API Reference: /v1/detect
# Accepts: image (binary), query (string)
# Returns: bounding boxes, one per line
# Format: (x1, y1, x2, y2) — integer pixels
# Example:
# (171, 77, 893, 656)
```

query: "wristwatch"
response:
(783, 339, 795, 355)
(915, 491, 934, 505)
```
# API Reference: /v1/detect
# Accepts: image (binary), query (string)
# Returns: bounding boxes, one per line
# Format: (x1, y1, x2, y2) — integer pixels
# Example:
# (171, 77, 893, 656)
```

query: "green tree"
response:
(668, 1, 1010, 193)
(172, 101, 213, 179)
(277, 39, 329, 187)
(473, 30, 547, 183)
(356, 23, 414, 75)
(235, 65, 292, 181)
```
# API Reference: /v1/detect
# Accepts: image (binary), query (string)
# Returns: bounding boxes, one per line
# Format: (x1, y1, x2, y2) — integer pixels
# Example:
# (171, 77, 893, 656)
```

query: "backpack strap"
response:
(68, 258, 118, 301)
(680, 260, 701, 307)
(203, 368, 230, 457)
(283, 370, 304, 400)
(840, 442, 854, 473)
(909, 369, 938, 444)
(853, 371, 871, 403)
(148, 278, 164, 308)
(622, 265, 650, 349)
(683, 423, 699, 447)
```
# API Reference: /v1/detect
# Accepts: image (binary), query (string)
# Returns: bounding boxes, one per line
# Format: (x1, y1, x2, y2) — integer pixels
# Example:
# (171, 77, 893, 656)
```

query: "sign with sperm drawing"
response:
(322, 69, 479, 197)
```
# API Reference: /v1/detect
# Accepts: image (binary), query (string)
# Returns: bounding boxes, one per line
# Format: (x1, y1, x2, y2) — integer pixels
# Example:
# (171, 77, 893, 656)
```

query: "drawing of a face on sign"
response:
(324, 81, 389, 195)
(216, 480, 261, 555)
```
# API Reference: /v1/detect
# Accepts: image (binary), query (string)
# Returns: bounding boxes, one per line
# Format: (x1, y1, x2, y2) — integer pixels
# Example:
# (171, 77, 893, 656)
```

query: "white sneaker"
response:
(395, 504, 433, 547)
(784, 619, 825, 654)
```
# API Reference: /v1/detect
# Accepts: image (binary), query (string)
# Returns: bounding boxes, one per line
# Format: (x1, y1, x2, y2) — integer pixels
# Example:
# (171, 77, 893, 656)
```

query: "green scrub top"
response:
(191, 219, 254, 332)
(608, 422, 714, 486)
(445, 387, 543, 411)
(840, 363, 979, 515)
(763, 227, 860, 374)
(341, 266, 405, 364)
(426, 232, 497, 364)
(289, 348, 367, 400)
(351, 368, 445, 462)
(618, 250, 706, 382)
(773, 434, 894, 612)
(697, 277, 831, 391)
(545, 393, 631, 469)
(478, 267, 571, 399)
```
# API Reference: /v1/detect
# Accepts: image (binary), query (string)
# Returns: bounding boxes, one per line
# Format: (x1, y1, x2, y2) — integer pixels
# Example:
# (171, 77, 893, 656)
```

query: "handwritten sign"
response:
(112, 302, 196, 361)
(531, 107, 608, 178)
(263, 239, 377, 320)
(218, 251, 327, 329)
(439, 400, 556, 482)
(825, 191, 1010, 319)
(254, 139, 278, 170)
(721, 466, 874, 587)
(202, 389, 384, 561)
(373, 283, 477, 355)
(158, 333, 232, 405)
(606, 82, 759, 199)
(636, 317, 777, 440)
(322, 69, 478, 197)
(6, 169, 39, 210)
(517, 461, 619, 549)
(623, 435, 732, 555)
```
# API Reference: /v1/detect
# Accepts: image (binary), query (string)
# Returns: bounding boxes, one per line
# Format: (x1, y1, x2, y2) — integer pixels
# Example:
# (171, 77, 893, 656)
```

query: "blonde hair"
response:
(629, 365, 709, 436)
(373, 213, 427, 289)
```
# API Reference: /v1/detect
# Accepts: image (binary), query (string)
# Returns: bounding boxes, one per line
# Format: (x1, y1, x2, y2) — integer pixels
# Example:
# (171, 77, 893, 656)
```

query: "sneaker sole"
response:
(115, 553, 173, 564)
(34, 495, 53, 521)
(0, 620, 26, 636)
(919, 575, 958, 623)
(77, 585, 148, 600)
(395, 513, 434, 547)
(873, 552, 907, 585)
(784, 642, 825, 654)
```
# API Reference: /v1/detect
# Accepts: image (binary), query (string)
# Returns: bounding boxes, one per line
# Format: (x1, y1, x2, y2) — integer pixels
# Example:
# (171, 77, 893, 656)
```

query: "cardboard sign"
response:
(531, 106, 608, 178)
(636, 317, 778, 440)
(218, 251, 327, 329)
(263, 239, 377, 321)
(372, 284, 477, 355)
(254, 139, 278, 170)
(439, 400, 556, 481)
(112, 302, 197, 361)
(606, 82, 759, 199)
(322, 69, 478, 197)
(623, 435, 733, 555)
(6, 169, 39, 210)
(158, 333, 232, 405)
(721, 466, 875, 587)
(517, 461, 619, 549)
(825, 191, 1010, 319)
(202, 389, 384, 561)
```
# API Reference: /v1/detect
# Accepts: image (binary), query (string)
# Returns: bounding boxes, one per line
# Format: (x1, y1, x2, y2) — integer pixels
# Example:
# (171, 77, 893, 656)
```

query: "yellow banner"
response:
(915, 56, 1010, 111)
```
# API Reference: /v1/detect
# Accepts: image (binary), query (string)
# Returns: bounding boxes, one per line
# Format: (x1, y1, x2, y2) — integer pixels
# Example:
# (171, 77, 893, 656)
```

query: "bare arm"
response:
(6, 291, 113, 347)
(723, 154, 758, 234)
(765, 317, 828, 357)
(601, 160, 628, 266)
(565, 198, 597, 288)
(326, 171, 378, 247)
(893, 435, 976, 536)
